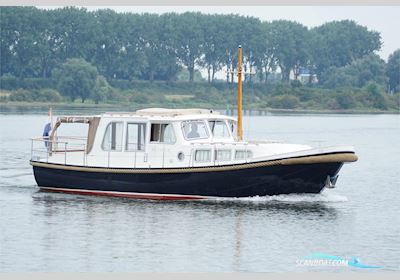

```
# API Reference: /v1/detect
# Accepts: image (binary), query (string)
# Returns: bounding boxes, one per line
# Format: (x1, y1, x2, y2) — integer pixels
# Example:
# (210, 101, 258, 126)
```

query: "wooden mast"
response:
(237, 45, 243, 140)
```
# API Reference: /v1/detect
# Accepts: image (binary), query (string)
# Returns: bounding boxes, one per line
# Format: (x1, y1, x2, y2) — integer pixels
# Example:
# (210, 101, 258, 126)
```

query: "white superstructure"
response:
(31, 108, 355, 169)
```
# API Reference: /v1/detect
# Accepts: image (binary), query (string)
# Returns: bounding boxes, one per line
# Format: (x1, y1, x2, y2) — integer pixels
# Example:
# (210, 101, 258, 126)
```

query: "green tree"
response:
(0, 7, 18, 76)
(54, 58, 99, 103)
(269, 94, 300, 109)
(92, 9, 125, 79)
(255, 22, 278, 84)
(321, 54, 387, 88)
(92, 75, 112, 104)
(140, 13, 179, 81)
(320, 67, 355, 88)
(51, 7, 99, 62)
(364, 82, 388, 110)
(0, 7, 42, 78)
(219, 15, 244, 84)
(33, 9, 63, 78)
(241, 16, 264, 83)
(120, 13, 147, 80)
(94, 11, 145, 80)
(169, 12, 205, 82)
(199, 14, 226, 83)
(335, 92, 356, 109)
(0, 8, 390, 89)
(386, 49, 400, 93)
(268, 20, 310, 81)
(312, 20, 381, 83)
(350, 54, 387, 87)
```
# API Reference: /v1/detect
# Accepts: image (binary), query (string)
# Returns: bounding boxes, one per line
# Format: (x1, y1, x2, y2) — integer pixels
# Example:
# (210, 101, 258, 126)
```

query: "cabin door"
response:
(147, 123, 177, 168)
(125, 122, 147, 167)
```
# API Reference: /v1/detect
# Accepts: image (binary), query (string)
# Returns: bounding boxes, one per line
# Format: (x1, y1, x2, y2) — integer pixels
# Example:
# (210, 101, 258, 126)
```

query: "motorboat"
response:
(30, 46, 357, 200)
(30, 108, 357, 200)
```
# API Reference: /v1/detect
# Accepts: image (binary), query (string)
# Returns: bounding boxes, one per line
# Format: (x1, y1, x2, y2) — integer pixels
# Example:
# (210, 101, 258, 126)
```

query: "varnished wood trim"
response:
(30, 152, 357, 174)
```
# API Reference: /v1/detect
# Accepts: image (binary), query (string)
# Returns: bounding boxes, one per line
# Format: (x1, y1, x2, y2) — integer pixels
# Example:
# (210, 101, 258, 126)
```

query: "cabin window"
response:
(209, 120, 230, 138)
(182, 121, 209, 140)
(150, 123, 176, 143)
(215, 150, 231, 161)
(235, 150, 253, 160)
(102, 122, 123, 151)
(195, 150, 211, 162)
(228, 120, 238, 141)
(126, 123, 146, 151)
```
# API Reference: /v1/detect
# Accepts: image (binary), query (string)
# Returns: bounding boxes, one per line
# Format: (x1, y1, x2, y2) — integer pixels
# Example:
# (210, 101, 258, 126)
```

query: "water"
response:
(0, 110, 399, 272)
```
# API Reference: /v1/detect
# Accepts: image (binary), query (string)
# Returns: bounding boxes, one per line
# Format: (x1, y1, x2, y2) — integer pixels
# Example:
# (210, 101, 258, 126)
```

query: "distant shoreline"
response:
(1, 101, 398, 115)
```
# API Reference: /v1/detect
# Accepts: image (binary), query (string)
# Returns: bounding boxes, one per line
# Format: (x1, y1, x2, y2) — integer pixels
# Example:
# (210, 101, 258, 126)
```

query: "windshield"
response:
(209, 120, 231, 138)
(182, 121, 209, 140)
(228, 120, 238, 141)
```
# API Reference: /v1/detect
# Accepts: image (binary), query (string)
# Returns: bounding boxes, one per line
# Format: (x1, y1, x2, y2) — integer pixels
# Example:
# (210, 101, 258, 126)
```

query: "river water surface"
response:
(0, 110, 399, 272)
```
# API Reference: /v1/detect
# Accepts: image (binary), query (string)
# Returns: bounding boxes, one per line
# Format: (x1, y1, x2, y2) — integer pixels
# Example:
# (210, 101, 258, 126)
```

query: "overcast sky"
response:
(77, 6, 400, 61)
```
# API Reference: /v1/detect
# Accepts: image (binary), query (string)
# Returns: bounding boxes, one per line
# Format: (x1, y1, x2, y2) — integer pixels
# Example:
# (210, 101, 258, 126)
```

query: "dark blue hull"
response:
(31, 154, 349, 199)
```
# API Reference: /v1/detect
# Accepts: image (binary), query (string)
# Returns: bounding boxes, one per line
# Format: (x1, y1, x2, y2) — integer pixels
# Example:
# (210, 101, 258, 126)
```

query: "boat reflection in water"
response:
(32, 190, 340, 270)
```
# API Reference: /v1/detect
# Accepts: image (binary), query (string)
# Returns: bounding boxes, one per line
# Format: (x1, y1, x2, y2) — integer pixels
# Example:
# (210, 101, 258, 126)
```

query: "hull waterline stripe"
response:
(31, 152, 358, 174)
(40, 187, 210, 200)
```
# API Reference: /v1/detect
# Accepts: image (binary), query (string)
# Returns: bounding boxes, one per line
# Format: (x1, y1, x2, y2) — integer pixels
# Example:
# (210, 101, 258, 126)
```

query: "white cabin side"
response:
(86, 112, 250, 168)
(31, 108, 356, 169)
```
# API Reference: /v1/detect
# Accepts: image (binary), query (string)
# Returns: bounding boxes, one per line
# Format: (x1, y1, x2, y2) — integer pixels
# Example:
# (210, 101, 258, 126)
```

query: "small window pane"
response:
(182, 121, 209, 140)
(151, 123, 176, 143)
(235, 150, 253, 160)
(102, 122, 123, 151)
(195, 150, 211, 162)
(160, 123, 176, 143)
(126, 123, 146, 151)
(228, 120, 238, 141)
(210, 120, 230, 138)
(151, 124, 161, 142)
(215, 150, 231, 161)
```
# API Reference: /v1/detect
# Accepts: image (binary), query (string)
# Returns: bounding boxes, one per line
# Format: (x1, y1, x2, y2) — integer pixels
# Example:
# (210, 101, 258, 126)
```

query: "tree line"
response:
(0, 6, 399, 92)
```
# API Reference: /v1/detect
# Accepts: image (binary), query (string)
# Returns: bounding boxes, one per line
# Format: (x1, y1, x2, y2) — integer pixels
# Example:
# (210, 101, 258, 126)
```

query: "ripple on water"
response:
(214, 191, 348, 203)
(0, 113, 399, 272)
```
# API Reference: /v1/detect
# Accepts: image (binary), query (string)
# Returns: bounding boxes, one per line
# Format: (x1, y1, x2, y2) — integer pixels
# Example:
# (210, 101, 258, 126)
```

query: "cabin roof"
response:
(136, 108, 219, 116)
(55, 108, 236, 122)
(100, 108, 236, 121)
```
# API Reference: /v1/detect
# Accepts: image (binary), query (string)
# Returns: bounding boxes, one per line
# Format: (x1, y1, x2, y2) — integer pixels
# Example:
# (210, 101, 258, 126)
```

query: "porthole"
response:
(178, 152, 185, 161)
